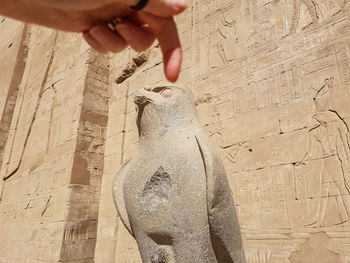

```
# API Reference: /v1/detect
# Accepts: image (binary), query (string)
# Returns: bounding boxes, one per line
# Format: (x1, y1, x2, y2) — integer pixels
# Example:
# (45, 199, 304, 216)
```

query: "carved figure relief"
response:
(112, 85, 246, 262)
(246, 20, 275, 51)
(274, 0, 348, 35)
(209, 106, 226, 147)
(272, 0, 319, 35)
(216, 11, 239, 63)
(290, 0, 319, 34)
(297, 78, 350, 227)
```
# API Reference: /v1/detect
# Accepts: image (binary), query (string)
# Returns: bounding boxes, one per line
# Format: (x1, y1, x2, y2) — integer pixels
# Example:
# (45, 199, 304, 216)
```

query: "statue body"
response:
(113, 85, 246, 263)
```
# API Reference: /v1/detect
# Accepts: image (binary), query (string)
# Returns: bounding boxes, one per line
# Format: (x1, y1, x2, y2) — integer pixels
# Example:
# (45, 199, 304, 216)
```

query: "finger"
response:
(89, 24, 128, 53)
(134, 12, 182, 82)
(118, 0, 187, 17)
(163, 45, 182, 83)
(83, 31, 107, 53)
(144, 0, 187, 17)
(115, 22, 155, 52)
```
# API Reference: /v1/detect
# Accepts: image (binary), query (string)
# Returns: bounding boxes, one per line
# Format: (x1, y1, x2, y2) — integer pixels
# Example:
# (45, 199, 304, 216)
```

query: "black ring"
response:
(131, 0, 149, 10)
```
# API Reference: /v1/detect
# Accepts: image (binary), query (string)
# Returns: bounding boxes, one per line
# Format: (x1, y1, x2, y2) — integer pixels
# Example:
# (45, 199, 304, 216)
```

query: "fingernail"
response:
(172, 0, 186, 8)
(90, 26, 106, 41)
(164, 47, 182, 82)
(116, 24, 132, 43)
(90, 26, 113, 48)
(83, 32, 106, 53)
(83, 32, 94, 45)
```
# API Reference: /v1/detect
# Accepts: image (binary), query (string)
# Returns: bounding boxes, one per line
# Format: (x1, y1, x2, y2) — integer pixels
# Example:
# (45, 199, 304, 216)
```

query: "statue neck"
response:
(138, 115, 201, 142)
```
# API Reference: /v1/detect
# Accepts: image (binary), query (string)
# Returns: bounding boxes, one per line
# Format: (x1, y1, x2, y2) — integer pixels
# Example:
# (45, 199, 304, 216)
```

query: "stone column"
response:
(0, 23, 109, 262)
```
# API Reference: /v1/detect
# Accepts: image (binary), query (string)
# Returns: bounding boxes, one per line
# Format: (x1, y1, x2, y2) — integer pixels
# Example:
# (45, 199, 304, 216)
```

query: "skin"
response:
(0, 0, 187, 82)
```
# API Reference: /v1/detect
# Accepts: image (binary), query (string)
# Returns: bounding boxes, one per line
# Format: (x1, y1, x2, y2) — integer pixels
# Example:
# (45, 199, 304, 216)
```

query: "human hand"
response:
(1, 0, 187, 82)
(84, 8, 185, 82)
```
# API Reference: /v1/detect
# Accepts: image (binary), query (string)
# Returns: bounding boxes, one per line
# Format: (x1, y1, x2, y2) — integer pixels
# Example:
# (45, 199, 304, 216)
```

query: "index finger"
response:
(131, 12, 182, 82)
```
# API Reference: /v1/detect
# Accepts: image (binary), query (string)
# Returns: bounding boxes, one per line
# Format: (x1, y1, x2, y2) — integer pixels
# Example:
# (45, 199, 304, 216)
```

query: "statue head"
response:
(134, 85, 199, 137)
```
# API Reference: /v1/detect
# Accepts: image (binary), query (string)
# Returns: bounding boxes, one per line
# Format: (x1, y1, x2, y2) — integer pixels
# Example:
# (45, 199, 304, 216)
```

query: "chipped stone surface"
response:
(112, 86, 245, 262)
(95, 1, 350, 262)
(1, 0, 350, 261)
(141, 166, 172, 212)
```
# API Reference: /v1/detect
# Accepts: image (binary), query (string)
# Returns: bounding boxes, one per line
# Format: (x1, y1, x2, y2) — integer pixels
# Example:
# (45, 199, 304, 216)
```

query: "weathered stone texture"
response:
(0, 19, 29, 169)
(2, 0, 350, 262)
(0, 21, 109, 262)
(95, 1, 350, 263)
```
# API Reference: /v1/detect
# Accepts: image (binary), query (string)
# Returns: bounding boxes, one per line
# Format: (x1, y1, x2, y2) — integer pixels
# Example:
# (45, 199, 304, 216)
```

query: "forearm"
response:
(0, 0, 22, 17)
(0, 0, 133, 32)
(0, 0, 41, 25)
(0, 1, 86, 32)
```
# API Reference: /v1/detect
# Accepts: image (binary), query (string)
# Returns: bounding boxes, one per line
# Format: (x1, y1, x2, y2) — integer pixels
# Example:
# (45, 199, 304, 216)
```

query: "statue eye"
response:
(160, 88, 173, 98)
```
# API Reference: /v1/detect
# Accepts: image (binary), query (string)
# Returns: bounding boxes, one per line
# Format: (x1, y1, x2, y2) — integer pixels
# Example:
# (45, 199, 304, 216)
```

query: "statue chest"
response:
(123, 139, 209, 233)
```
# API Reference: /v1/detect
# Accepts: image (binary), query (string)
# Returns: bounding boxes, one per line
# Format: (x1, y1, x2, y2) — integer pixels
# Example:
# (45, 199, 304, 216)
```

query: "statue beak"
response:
(134, 90, 152, 136)
(134, 94, 150, 106)
(134, 88, 168, 106)
(136, 104, 143, 136)
(134, 89, 154, 106)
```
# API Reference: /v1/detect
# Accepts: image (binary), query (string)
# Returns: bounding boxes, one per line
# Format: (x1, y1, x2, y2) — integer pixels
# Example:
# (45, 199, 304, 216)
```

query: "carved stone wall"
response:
(1, 0, 350, 262)
(0, 19, 110, 262)
(0, 19, 29, 171)
(95, 0, 350, 262)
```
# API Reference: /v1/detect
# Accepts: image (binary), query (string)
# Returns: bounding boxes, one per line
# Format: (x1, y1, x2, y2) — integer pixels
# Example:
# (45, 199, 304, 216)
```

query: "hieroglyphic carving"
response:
(216, 11, 238, 63)
(208, 106, 227, 147)
(273, 0, 348, 35)
(196, 41, 350, 260)
(205, 60, 305, 120)
(290, 0, 319, 34)
(210, 7, 246, 68)
(233, 87, 245, 114)
(335, 41, 350, 90)
(296, 78, 350, 227)
(202, 89, 236, 147)
(103, 1, 350, 262)
(246, 82, 258, 111)
(246, 20, 275, 52)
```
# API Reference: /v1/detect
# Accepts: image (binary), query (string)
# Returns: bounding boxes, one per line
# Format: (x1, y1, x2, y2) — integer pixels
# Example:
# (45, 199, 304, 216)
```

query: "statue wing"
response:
(112, 159, 134, 237)
(195, 133, 246, 263)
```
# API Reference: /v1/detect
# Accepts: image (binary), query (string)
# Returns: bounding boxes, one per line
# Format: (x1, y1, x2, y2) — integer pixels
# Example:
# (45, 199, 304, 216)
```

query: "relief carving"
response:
(290, 0, 319, 34)
(216, 11, 240, 63)
(297, 78, 350, 227)
(246, 20, 275, 52)
(273, 0, 348, 35)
